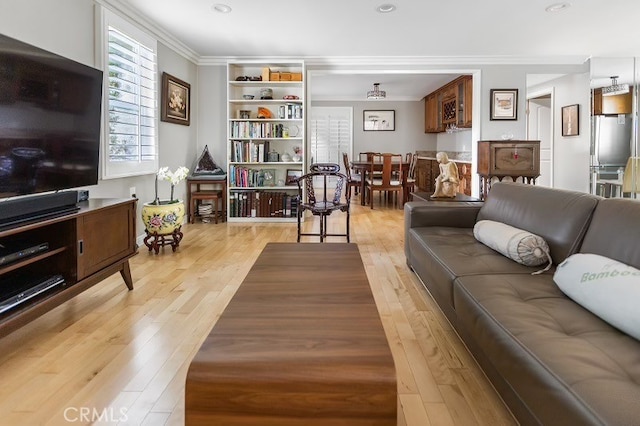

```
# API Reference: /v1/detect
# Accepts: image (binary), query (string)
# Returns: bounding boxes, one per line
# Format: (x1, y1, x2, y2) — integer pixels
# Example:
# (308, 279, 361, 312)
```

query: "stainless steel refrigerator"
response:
(592, 114, 633, 180)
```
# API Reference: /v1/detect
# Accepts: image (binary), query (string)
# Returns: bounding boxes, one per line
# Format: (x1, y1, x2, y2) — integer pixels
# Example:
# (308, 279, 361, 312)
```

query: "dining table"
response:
(350, 159, 411, 206)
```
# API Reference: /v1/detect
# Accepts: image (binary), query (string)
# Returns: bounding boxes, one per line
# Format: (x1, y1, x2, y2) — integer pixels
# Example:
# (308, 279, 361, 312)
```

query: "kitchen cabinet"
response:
(592, 88, 632, 115)
(424, 75, 472, 133)
(424, 93, 438, 133)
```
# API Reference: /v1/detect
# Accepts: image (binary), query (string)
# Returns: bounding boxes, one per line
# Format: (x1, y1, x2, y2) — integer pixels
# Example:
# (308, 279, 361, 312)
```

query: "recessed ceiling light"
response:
(212, 3, 232, 13)
(376, 4, 397, 13)
(545, 2, 571, 12)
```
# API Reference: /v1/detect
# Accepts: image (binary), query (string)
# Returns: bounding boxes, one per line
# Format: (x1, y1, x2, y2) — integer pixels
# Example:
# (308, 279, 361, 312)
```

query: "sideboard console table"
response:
(477, 140, 540, 199)
(0, 198, 137, 338)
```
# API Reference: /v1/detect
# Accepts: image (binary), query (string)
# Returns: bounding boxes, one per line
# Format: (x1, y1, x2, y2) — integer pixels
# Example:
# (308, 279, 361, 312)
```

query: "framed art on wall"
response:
(363, 110, 395, 131)
(161, 72, 191, 126)
(490, 89, 518, 120)
(561, 104, 579, 136)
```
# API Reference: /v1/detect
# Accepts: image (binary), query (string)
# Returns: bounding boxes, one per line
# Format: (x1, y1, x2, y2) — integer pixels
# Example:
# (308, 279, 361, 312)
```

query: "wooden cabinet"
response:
(414, 158, 471, 196)
(0, 198, 137, 337)
(424, 93, 438, 133)
(424, 75, 472, 133)
(592, 88, 632, 115)
(477, 140, 540, 199)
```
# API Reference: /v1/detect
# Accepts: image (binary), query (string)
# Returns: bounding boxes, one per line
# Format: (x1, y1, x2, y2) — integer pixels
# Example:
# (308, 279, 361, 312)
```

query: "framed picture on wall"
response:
(363, 110, 395, 131)
(561, 104, 579, 136)
(161, 72, 191, 126)
(490, 89, 518, 120)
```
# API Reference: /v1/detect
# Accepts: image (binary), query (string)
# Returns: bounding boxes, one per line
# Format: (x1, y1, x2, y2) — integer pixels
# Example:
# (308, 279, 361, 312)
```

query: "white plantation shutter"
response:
(310, 107, 352, 173)
(98, 8, 158, 178)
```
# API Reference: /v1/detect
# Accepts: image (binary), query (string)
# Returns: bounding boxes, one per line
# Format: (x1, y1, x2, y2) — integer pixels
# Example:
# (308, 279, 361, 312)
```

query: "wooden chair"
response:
(342, 152, 361, 199)
(366, 153, 404, 209)
(359, 151, 378, 162)
(403, 153, 418, 204)
(296, 163, 350, 242)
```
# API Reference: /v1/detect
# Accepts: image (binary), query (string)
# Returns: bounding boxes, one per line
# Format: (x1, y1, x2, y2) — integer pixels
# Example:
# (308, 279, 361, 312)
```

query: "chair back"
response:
(407, 153, 417, 179)
(342, 152, 353, 180)
(297, 163, 348, 206)
(370, 153, 404, 188)
(359, 151, 378, 162)
(622, 157, 640, 194)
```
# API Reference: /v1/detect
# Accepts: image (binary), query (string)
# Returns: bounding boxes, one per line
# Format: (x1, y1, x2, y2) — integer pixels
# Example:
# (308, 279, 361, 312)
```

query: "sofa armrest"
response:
(404, 201, 482, 230)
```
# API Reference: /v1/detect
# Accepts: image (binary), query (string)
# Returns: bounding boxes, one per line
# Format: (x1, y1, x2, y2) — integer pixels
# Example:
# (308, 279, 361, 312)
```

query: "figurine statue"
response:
(431, 152, 459, 198)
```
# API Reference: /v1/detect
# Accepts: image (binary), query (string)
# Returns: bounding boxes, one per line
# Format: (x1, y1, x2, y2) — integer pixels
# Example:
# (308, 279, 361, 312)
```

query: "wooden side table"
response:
(187, 176, 227, 223)
(190, 191, 222, 224)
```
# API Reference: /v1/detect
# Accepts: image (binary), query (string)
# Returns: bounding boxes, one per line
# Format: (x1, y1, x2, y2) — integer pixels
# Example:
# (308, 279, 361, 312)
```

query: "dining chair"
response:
(342, 152, 361, 199)
(365, 153, 404, 209)
(359, 151, 378, 162)
(403, 153, 418, 204)
(296, 163, 350, 242)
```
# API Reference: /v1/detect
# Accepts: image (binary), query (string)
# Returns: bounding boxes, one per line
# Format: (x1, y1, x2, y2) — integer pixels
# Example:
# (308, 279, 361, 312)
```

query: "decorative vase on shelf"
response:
(292, 154, 302, 162)
(281, 153, 292, 162)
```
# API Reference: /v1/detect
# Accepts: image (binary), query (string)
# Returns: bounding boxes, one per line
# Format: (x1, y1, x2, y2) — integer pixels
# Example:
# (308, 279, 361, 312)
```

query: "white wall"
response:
(312, 100, 436, 157)
(0, 0, 199, 237)
(528, 73, 591, 192)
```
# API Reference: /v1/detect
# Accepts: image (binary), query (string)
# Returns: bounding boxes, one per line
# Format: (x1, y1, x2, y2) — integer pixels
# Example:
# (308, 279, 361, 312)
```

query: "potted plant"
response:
(141, 166, 189, 236)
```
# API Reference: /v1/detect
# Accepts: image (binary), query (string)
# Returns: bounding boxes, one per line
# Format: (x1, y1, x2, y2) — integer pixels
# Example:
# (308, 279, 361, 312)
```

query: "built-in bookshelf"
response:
(226, 61, 305, 222)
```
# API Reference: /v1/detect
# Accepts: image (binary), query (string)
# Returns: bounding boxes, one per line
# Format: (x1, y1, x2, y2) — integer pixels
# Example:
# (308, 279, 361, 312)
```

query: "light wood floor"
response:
(0, 197, 517, 426)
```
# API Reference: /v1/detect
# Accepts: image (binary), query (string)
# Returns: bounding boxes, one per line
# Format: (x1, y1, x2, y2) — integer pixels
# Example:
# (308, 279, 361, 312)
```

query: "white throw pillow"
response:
(473, 220, 552, 273)
(554, 253, 640, 340)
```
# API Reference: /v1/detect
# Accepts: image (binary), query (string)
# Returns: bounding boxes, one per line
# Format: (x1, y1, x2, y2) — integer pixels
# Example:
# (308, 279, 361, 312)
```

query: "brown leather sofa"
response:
(404, 182, 640, 425)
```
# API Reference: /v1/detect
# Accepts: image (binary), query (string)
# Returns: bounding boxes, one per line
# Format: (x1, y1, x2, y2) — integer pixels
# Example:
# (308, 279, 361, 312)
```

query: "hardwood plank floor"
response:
(0, 197, 517, 426)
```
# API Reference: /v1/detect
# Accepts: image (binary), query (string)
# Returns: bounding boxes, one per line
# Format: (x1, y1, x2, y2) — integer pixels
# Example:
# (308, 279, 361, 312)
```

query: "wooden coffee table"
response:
(185, 242, 396, 425)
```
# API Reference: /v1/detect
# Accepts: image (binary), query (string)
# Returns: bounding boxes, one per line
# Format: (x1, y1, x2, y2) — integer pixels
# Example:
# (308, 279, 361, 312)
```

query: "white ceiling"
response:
(114, 0, 640, 100)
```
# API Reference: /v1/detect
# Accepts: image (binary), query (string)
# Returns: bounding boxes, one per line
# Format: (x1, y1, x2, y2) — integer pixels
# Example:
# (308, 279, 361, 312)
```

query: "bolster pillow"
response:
(473, 220, 552, 274)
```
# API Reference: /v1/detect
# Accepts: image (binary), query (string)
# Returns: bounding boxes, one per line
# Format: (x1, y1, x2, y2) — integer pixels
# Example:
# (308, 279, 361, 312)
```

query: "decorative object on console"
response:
(490, 89, 518, 120)
(431, 152, 459, 198)
(561, 104, 579, 136)
(161, 72, 190, 126)
(363, 110, 395, 131)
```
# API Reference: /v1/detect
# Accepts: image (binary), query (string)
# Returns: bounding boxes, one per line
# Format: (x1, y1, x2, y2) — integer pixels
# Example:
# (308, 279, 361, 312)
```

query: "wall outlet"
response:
(129, 186, 136, 198)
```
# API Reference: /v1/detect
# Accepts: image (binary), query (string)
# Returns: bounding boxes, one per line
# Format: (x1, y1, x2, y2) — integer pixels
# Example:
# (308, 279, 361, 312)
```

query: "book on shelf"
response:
(231, 140, 270, 162)
(229, 190, 298, 218)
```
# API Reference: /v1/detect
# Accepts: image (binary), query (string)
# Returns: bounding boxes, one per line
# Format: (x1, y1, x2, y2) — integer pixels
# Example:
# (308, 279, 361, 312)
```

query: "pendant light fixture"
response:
(367, 83, 386, 100)
(602, 76, 629, 97)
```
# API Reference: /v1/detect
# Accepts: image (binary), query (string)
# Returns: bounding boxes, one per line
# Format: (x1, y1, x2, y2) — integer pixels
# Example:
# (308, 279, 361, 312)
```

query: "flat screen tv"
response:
(0, 33, 103, 198)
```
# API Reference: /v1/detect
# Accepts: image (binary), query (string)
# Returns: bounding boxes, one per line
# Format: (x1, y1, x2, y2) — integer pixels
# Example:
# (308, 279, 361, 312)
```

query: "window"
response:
(97, 8, 158, 178)
(310, 107, 353, 172)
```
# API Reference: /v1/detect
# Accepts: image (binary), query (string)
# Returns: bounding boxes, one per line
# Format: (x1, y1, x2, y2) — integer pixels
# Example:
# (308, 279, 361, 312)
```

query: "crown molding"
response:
(95, 0, 200, 64)
(198, 55, 590, 67)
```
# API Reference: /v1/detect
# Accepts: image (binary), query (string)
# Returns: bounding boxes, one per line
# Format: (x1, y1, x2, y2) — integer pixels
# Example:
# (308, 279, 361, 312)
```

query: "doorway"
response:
(527, 89, 554, 187)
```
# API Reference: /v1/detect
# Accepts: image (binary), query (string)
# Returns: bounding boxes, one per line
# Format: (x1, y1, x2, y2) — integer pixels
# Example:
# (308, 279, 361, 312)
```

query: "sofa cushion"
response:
(454, 273, 640, 426)
(407, 226, 545, 315)
(477, 182, 599, 264)
(554, 253, 640, 340)
(473, 220, 551, 269)
(580, 198, 640, 269)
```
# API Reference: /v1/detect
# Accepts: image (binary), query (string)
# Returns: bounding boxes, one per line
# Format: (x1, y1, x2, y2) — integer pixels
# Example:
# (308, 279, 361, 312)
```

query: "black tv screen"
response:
(0, 33, 103, 198)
